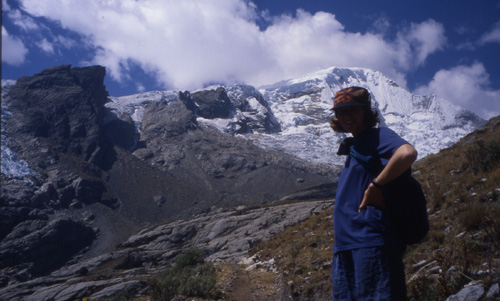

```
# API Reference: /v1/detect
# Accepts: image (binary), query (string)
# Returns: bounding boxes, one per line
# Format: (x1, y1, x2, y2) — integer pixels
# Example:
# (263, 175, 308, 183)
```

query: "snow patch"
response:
(1, 82, 35, 179)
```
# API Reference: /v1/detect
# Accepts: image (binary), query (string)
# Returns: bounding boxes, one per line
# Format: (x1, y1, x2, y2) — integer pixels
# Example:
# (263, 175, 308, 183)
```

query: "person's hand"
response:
(358, 183, 385, 212)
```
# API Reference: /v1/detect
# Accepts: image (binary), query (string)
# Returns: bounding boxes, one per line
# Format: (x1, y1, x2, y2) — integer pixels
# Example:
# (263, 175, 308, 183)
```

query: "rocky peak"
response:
(191, 86, 234, 119)
(4, 64, 110, 170)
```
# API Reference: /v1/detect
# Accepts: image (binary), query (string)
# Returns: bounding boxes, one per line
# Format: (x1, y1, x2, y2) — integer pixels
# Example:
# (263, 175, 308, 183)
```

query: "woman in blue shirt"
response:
(330, 87, 418, 300)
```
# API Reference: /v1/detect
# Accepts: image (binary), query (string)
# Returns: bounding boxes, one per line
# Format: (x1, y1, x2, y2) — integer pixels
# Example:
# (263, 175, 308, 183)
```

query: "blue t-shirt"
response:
(333, 127, 409, 253)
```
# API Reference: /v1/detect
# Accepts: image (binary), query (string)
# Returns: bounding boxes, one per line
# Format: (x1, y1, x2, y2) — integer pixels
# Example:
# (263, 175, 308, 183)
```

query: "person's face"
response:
(335, 106, 366, 136)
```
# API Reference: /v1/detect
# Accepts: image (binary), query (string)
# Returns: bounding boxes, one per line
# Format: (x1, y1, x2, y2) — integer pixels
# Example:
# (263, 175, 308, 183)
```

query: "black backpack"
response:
(349, 145, 430, 246)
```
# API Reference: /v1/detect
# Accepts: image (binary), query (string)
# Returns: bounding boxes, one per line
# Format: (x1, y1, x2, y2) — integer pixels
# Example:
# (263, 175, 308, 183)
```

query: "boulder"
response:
(445, 282, 485, 301)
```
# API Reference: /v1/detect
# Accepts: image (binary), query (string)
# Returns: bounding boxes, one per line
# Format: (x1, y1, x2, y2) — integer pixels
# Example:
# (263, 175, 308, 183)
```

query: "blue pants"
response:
(331, 246, 406, 300)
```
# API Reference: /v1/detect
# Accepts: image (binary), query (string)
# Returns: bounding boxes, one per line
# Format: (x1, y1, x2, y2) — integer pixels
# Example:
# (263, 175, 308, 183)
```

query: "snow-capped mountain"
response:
(1, 66, 486, 179)
(105, 66, 486, 165)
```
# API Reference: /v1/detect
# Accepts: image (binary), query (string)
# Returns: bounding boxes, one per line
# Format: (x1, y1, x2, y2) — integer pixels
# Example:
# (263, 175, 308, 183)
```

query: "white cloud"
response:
(479, 21, 500, 44)
(414, 62, 500, 119)
(371, 17, 391, 35)
(396, 19, 447, 67)
(17, 0, 446, 92)
(2, 0, 11, 11)
(8, 8, 40, 31)
(1, 26, 29, 66)
(36, 38, 54, 54)
(136, 82, 146, 93)
(54, 35, 77, 49)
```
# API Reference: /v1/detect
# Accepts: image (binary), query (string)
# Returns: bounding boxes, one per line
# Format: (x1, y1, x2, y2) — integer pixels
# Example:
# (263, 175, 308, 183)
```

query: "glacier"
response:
(105, 66, 486, 165)
(249, 67, 485, 164)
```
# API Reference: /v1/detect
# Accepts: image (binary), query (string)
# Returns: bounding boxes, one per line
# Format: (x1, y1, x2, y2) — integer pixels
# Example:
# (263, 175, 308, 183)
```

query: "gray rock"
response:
(0, 217, 96, 278)
(40, 278, 124, 301)
(89, 280, 144, 299)
(140, 99, 197, 139)
(5, 65, 110, 169)
(445, 281, 485, 301)
(0, 200, 333, 300)
(50, 254, 112, 278)
(486, 283, 499, 298)
(122, 199, 333, 263)
(191, 87, 234, 119)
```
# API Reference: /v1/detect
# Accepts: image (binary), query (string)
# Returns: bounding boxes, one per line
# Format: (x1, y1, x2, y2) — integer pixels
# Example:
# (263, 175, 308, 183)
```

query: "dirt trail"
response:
(218, 263, 290, 301)
(231, 268, 255, 300)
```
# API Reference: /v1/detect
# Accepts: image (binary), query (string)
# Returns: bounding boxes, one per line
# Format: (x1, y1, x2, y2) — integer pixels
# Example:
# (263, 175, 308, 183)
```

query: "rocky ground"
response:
(0, 65, 338, 300)
(0, 200, 333, 300)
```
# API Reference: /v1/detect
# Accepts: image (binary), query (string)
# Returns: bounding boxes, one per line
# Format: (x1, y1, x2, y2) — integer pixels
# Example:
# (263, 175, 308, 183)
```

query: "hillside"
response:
(250, 115, 500, 300)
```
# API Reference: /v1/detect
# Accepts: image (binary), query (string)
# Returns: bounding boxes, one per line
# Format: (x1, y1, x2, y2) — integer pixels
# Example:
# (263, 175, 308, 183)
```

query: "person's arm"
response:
(358, 144, 418, 212)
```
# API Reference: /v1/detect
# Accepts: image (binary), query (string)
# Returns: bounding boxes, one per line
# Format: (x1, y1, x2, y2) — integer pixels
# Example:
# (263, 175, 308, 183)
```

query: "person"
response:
(329, 86, 418, 300)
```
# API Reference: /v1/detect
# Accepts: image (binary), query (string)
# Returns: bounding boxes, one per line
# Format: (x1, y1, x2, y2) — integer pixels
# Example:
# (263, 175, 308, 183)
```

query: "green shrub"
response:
(148, 248, 219, 301)
(175, 247, 205, 268)
(99, 291, 135, 301)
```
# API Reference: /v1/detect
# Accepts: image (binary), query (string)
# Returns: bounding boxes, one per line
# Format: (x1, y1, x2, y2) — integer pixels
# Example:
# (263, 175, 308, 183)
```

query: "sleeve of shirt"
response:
(376, 127, 410, 158)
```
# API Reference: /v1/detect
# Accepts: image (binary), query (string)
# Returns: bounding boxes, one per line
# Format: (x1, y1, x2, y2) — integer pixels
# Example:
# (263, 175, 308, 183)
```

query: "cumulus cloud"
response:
(408, 19, 446, 65)
(414, 62, 500, 120)
(16, 0, 446, 91)
(395, 19, 447, 68)
(1, 27, 29, 66)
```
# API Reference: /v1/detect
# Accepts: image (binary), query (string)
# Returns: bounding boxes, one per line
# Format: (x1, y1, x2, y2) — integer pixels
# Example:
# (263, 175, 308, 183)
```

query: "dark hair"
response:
(329, 106, 380, 133)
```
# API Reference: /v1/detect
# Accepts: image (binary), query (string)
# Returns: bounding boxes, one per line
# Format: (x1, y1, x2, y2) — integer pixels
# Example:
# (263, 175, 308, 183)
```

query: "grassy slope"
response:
(249, 116, 500, 300)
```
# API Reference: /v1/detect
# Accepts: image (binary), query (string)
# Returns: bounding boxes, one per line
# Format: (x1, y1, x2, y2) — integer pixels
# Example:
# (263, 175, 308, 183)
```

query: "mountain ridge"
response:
(103, 66, 485, 167)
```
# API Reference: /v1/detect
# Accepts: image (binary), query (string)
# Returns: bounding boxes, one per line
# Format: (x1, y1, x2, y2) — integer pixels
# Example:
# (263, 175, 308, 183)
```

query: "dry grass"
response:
(215, 262, 286, 300)
(249, 116, 500, 300)
(398, 117, 500, 299)
(250, 208, 334, 299)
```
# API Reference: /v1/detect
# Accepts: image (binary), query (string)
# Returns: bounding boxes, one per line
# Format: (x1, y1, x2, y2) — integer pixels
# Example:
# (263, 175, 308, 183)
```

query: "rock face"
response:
(0, 216, 96, 279)
(1, 65, 114, 286)
(5, 65, 111, 168)
(0, 65, 338, 294)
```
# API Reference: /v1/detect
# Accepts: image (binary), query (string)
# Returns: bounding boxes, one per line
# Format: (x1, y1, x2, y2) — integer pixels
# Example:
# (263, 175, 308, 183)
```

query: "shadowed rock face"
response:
(1, 65, 115, 285)
(5, 65, 111, 169)
(0, 65, 339, 292)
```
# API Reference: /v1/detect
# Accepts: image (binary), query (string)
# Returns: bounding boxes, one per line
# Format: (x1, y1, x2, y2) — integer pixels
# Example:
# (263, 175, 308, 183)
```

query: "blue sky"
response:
(2, 0, 500, 119)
